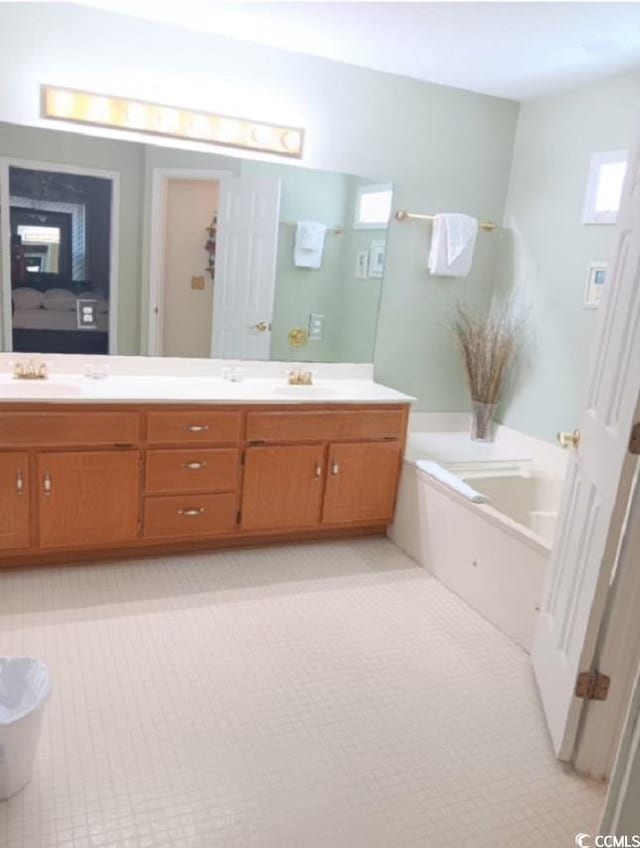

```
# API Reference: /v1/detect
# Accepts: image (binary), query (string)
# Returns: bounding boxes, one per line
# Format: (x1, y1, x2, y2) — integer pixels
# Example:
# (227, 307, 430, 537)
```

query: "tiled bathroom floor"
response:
(0, 538, 604, 848)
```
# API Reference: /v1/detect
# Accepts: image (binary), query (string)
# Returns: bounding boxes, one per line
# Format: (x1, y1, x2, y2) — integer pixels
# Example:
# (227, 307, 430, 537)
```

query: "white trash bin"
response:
(0, 657, 52, 800)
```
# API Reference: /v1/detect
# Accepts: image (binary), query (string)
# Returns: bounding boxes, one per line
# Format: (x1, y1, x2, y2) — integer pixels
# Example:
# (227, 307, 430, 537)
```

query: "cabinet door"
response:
(241, 445, 324, 531)
(0, 452, 30, 550)
(322, 442, 402, 525)
(38, 451, 140, 548)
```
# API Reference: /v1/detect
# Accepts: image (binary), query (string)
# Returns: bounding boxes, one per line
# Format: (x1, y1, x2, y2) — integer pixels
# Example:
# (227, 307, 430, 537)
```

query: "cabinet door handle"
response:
(331, 461, 340, 477)
(314, 461, 323, 479)
(177, 507, 205, 517)
(184, 424, 209, 433)
(43, 471, 52, 496)
(183, 461, 207, 471)
(16, 468, 24, 495)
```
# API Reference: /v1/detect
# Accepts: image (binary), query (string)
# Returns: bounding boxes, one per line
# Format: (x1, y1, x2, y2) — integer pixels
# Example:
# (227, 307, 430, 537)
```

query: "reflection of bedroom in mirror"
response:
(6, 163, 114, 354)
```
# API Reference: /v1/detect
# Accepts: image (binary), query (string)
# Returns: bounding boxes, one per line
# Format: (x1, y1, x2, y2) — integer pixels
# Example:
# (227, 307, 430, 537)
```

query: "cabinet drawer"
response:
(144, 493, 237, 539)
(147, 411, 242, 445)
(0, 412, 140, 447)
(246, 409, 405, 443)
(145, 448, 239, 494)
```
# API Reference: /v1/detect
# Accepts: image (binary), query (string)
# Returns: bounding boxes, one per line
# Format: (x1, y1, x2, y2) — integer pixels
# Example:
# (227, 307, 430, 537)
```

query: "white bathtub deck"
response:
(405, 430, 533, 466)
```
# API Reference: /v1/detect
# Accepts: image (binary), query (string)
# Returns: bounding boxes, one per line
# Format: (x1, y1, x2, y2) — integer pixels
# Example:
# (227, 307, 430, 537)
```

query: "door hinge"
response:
(236, 510, 242, 524)
(629, 422, 640, 455)
(575, 670, 610, 701)
(241, 451, 245, 466)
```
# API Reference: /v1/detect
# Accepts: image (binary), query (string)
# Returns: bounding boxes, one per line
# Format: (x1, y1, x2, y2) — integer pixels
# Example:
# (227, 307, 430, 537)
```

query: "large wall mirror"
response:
(0, 122, 392, 363)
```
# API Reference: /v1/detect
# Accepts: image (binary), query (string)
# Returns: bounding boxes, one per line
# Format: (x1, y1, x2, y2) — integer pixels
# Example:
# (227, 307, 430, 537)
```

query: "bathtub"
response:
(389, 455, 564, 652)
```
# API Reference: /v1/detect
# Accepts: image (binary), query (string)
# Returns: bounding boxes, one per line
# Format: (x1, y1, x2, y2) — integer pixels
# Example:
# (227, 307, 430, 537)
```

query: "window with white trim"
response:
(582, 150, 628, 224)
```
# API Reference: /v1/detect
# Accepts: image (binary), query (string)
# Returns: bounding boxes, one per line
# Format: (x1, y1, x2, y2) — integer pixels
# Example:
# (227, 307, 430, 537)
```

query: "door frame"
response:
(599, 656, 640, 837)
(146, 167, 232, 356)
(0, 156, 120, 354)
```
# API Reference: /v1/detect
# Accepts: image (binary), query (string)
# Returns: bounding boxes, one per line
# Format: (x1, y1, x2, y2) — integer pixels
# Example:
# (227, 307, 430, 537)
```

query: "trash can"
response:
(0, 657, 52, 799)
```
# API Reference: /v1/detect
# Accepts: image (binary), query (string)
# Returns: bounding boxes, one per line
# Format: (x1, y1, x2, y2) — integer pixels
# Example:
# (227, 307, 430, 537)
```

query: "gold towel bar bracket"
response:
(395, 210, 497, 232)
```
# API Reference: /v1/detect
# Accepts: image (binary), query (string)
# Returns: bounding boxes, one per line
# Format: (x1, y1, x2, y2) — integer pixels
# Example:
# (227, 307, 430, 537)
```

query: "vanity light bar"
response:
(41, 86, 305, 159)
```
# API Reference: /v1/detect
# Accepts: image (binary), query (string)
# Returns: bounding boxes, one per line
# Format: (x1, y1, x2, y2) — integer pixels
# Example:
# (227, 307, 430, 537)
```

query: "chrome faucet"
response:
(13, 360, 48, 380)
(288, 369, 313, 386)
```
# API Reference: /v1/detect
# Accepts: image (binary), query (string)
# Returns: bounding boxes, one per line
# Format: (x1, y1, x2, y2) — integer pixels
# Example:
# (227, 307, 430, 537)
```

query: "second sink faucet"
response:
(14, 360, 48, 380)
(288, 369, 313, 386)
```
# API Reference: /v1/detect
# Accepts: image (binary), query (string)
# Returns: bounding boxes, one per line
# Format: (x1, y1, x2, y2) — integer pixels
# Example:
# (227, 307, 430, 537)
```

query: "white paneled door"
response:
(532, 135, 640, 759)
(212, 176, 281, 360)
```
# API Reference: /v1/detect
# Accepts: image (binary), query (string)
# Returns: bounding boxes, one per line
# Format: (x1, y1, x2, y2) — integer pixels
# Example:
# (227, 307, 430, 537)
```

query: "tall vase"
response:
(470, 400, 497, 442)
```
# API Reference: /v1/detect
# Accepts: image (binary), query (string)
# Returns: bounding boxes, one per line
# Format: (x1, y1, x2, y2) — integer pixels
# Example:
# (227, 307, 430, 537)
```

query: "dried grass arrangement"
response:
(450, 297, 525, 440)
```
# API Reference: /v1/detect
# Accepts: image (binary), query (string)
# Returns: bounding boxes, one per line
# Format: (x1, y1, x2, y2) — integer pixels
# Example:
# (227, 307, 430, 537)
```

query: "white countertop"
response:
(0, 374, 414, 405)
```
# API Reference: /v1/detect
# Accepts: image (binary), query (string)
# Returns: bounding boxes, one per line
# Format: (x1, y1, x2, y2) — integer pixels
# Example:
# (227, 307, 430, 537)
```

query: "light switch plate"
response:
(355, 251, 369, 279)
(308, 313, 324, 340)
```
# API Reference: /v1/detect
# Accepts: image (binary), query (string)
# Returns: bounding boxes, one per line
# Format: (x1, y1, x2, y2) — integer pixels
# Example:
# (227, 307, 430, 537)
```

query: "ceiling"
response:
(77, 1, 640, 101)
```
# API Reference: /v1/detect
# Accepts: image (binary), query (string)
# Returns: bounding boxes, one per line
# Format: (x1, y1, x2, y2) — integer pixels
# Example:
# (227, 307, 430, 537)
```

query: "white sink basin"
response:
(0, 381, 86, 398)
(272, 384, 339, 398)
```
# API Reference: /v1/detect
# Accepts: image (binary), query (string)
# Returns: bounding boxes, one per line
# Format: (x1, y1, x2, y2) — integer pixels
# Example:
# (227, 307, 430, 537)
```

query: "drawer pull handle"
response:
(16, 468, 24, 495)
(43, 471, 52, 495)
(184, 424, 209, 433)
(314, 462, 322, 479)
(331, 461, 340, 477)
(183, 461, 207, 471)
(178, 507, 205, 517)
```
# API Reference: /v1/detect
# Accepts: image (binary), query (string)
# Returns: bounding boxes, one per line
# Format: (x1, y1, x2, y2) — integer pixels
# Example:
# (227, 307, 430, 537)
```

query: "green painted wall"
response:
(496, 70, 640, 442)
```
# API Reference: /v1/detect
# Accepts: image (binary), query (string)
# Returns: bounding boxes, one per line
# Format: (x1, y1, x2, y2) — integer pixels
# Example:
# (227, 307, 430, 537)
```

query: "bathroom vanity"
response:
(0, 371, 411, 567)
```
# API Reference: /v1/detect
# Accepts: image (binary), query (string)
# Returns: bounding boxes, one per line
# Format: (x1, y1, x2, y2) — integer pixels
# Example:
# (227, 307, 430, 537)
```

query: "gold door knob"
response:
(557, 429, 580, 449)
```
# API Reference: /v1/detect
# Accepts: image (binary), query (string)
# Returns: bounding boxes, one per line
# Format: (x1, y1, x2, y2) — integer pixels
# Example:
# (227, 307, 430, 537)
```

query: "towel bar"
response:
(395, 210, 497, 232)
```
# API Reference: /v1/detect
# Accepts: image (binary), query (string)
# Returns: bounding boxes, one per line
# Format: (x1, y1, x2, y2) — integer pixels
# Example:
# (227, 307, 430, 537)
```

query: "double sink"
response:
(0, 374, 341, 402)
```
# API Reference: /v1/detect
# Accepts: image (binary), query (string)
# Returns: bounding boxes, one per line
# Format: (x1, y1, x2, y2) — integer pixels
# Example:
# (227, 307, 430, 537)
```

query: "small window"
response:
(582, 150, 628, 224)
(354, 183, 392, 230)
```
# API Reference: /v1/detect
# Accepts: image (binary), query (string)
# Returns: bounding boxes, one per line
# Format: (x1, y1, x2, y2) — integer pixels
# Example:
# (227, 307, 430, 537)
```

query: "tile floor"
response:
(0, 538, 604, 848)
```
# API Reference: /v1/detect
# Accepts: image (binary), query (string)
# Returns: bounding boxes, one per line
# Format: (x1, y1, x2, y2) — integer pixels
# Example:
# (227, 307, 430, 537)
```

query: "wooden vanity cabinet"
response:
(241, 445, 325, 530)
(0, 452, 30, 549)
(37, 451, 140, 548)
(240, 407, 407, 533)
(0, 402, 409, 567)
(322, 441, 402, 524)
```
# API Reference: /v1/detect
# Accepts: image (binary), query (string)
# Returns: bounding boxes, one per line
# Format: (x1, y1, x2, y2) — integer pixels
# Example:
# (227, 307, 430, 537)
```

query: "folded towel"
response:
(294, 221, 327, 269)
(416, 460, 489, 503)
(428, 213, 479, 277)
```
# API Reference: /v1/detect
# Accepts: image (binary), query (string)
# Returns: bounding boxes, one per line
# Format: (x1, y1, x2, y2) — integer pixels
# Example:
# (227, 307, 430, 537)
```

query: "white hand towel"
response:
(294, 221, 327, 269)
(416, 460, 489, 503)
(427, 213, 479, 277)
